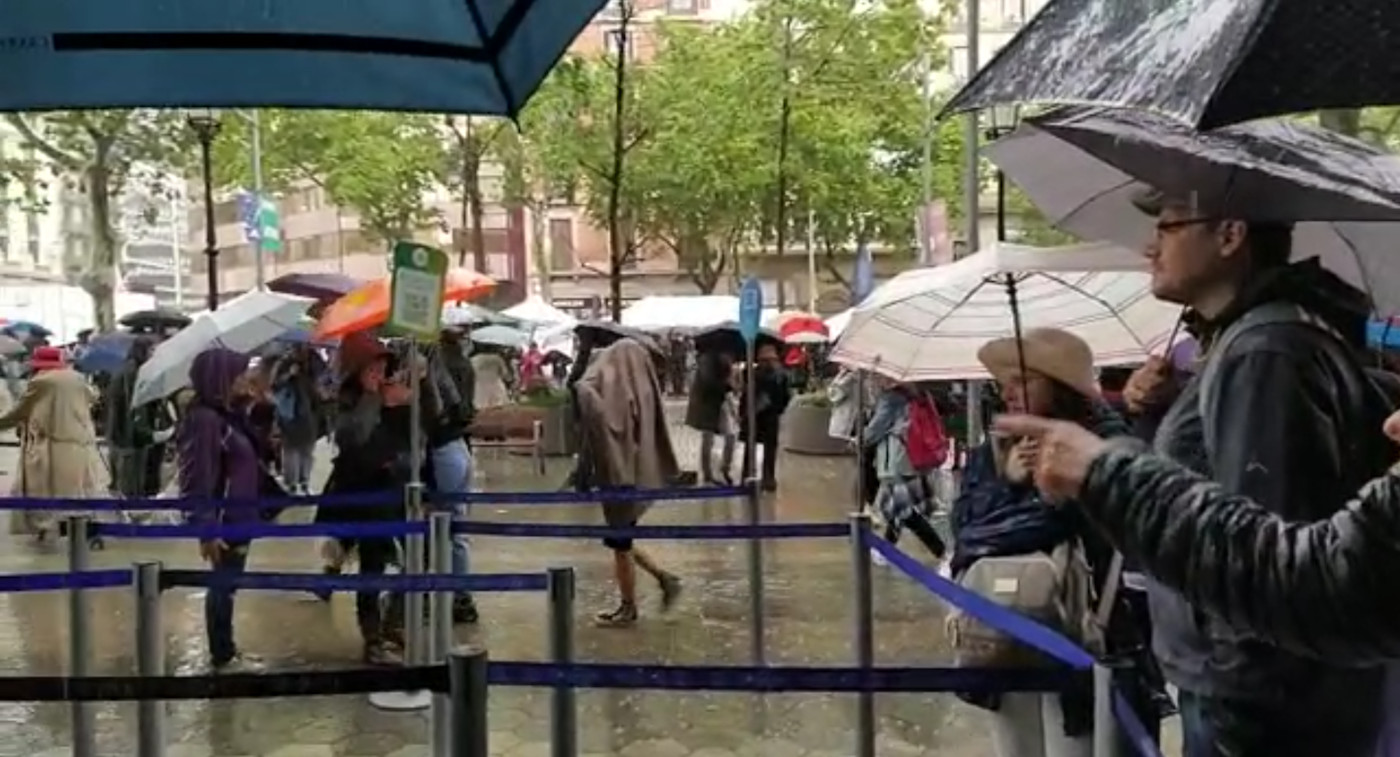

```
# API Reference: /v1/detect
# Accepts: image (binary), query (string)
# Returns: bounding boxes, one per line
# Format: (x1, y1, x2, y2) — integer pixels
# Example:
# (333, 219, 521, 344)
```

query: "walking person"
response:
(104, 337, 171, 501)
(685, 348, 737, 485)
(271, 344, 322, 494)
(738, 342, 791, 492)
(0, 346, 106, 544)
(424, 339, 478, 624)
(179, 348, 264, 673)
(574, 337, 683, 627)
(862, 377, 947, 559)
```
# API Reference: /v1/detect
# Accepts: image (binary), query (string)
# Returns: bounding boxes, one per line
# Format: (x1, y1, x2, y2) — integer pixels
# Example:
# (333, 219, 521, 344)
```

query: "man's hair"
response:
(1242, 221, 1294, 270)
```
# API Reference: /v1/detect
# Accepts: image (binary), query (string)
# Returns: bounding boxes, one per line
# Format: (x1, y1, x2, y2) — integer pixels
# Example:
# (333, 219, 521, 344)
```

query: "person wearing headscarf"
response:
(574, 337, 683, 626)
(316, 331, 414, 664)
(0, 346, 105, 544)
(179, 348, 264, 672)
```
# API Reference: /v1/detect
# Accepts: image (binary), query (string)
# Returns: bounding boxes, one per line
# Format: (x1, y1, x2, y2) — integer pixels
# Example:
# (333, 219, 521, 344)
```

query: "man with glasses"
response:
(1127, 188, 1387, 756)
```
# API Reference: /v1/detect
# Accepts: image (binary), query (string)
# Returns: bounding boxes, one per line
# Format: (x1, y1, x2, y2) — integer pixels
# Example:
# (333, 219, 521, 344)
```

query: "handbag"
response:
(946, 542, 1121, 667)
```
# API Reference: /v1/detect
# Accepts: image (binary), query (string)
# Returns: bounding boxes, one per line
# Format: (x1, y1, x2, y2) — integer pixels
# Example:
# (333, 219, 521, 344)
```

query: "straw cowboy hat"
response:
(977, 327, 1097, 399)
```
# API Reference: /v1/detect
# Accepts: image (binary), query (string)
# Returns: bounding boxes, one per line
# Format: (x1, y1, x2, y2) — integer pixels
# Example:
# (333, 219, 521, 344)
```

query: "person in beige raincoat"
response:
(573, 337, 683, 626)
(1, 346, 105, 543)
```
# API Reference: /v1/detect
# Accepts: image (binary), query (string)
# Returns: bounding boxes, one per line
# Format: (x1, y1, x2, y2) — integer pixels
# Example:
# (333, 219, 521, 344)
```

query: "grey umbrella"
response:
(939, 0, 1400, 129)
(986, 107, 1400, 314)
(0, 335, 25, 358)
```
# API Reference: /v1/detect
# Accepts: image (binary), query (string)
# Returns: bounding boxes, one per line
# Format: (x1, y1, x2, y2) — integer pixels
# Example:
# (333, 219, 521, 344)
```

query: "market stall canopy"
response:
(620, 296, 741, 332)
(830, 241, 1182, 382)
(503, 295, 577, 326)
(443, 302, 518, 328)
(2, 0, 607, 116)
(469, 324, 532, 349)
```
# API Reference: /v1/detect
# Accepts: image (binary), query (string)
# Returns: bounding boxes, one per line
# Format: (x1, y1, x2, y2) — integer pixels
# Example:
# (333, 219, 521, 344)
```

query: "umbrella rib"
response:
(1038, 272, 1155, 350)
(1055, 177, 1140, 229)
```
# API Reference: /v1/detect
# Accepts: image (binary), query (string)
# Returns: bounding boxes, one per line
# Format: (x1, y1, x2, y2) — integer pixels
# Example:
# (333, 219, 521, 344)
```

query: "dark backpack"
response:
(1198, 301, 1400, 487)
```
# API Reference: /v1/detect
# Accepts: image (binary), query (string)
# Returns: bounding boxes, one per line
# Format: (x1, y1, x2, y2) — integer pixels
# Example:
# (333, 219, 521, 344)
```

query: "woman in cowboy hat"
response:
(948, 328, 1153, 757)
(0, 346, 105, 544)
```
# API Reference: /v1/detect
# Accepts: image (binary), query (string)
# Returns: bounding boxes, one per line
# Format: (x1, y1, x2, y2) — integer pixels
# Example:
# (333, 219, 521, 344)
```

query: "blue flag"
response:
(852, 241, 874, 305)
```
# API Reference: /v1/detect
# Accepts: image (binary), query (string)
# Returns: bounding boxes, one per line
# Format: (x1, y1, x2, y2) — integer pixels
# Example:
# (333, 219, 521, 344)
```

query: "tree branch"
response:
(3, 114, 82, 168)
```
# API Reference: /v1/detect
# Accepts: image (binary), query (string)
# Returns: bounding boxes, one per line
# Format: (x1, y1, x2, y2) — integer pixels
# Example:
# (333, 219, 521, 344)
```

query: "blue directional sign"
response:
(738, 277, 763, 344)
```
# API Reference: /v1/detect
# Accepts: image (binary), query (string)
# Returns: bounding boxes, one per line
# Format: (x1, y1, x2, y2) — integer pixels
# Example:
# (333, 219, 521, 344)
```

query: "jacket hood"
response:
(1214, 259, 1372, 349)
(189, 348, 250, 406)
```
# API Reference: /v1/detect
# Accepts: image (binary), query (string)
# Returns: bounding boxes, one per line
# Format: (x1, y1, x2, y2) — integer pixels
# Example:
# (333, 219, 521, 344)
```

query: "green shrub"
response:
(792, 391, 831, 409)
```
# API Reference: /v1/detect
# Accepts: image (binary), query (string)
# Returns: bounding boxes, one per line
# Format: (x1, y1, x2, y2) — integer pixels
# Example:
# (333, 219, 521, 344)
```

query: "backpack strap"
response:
(1196, 301, 1336, 460)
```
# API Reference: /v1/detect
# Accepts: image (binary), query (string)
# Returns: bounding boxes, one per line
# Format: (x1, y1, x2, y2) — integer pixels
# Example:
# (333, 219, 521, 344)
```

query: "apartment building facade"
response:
(0, 120, 93, 284)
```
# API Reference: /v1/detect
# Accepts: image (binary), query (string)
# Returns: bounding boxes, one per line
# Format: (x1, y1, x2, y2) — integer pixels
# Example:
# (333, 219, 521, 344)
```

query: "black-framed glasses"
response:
(1155, 217, 1217, 236)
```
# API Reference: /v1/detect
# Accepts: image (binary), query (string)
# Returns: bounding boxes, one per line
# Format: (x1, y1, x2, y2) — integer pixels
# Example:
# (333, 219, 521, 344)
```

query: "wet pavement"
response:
(0, 406, 1183, 756)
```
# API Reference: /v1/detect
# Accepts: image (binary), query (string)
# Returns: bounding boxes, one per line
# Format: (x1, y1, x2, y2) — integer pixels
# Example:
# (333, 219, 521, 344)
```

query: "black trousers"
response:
(354, 537, 404, 646)
(739, 442, 778, 484)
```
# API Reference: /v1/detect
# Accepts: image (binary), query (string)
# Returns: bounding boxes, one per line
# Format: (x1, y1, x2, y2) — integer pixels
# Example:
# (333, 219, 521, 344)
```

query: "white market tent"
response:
(504, 295, 577, 326)
(830, 240, 1182, 382)
(620, 295, 740, 331)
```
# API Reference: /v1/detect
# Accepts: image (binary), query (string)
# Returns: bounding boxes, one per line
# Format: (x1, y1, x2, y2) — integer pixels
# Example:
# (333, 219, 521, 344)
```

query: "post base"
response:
(369, 690, 432, 711)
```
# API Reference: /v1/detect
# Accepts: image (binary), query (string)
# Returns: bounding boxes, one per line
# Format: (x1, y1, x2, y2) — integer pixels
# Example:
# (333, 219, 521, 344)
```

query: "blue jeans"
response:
(205, 545, 250, 666)
(281, 443, 315, 491)
(431, 439, 472, 593)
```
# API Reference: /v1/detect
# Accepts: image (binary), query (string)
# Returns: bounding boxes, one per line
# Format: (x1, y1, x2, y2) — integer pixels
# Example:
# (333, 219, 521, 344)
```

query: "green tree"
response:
(444, 116, 512, 269)
(213, 110, 448, 244)
(3, 110, 191, 330)
(749, 0, 965, 294)
(624, 22, 771, 293)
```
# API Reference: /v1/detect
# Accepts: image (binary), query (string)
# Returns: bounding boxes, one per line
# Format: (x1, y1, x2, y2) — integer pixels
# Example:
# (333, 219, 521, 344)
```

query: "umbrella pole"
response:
(1003, 274, 1030, 387)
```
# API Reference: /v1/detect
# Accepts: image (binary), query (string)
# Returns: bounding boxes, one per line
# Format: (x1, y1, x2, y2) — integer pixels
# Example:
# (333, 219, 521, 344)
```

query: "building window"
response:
(667, 0, 696, 13)
(603, 28, 635, 60)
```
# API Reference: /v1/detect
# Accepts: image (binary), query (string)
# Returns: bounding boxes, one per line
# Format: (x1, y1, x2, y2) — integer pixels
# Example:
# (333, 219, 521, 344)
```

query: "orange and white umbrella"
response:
(314, 269, 495, 340)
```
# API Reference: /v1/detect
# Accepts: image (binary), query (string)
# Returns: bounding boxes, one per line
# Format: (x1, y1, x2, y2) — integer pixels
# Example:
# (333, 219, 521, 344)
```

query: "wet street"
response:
(0, 406, 1182, 756)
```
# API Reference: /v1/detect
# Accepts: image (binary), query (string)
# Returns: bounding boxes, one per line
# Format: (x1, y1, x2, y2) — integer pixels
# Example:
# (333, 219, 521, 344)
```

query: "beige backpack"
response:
(946, 543, 1120, 667)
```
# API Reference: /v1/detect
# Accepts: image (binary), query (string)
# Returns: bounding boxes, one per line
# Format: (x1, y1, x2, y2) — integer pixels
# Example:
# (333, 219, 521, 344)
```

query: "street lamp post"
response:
(986, 104, 1021, 243)
(186, 108, 222, 311)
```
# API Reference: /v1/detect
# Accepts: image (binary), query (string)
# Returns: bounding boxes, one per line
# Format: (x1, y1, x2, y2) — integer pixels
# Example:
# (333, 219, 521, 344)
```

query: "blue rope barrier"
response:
(453, 521, 848, 540)
(91, 521, 426, 541)
(0, 485, 748, 512)
(864, 532, 1096, 670)
(487, 661, 1080, 693)
(160, 570, 548, 593)
(0, 570, 133, 592)
(1114, 690, 1165, 757)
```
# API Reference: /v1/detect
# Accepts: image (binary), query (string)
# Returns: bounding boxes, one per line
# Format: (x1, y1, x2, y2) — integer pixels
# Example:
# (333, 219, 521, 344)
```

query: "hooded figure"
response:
(177, 347, 263, 672)
(573, 338, 683, 626)
(0, 346, 104, 542)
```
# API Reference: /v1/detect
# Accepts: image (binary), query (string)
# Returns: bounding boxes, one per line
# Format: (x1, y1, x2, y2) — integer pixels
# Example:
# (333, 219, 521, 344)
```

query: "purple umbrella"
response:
(266, 272, 364, 303)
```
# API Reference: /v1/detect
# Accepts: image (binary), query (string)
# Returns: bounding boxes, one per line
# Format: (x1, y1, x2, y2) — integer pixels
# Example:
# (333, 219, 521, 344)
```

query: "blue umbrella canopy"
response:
(4, 0, 606, 115)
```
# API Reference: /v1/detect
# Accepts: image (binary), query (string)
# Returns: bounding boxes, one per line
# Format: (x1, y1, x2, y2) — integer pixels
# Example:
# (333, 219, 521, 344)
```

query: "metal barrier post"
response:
(370, 483, 433, 712)
(850, 513, 875, 757)
(532, 420, 546, 475)
(429, 512, 454, 757)
(745, 479, 766, 666)
(134, 560, 165, 757)
(67, 515, 95, 757)
(1093, 663, 1123, 757)
(547, 567, 577, 757)
(405, 481, 427, 666)
(450, 647, 490, 757)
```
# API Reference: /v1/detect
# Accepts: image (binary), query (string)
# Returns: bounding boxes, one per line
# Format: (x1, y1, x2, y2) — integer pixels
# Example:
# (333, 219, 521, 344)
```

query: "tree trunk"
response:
(85, 162, 118, 332)
(528, 195, 551, 300)
(771, 11, 794, 310)
(465, 151, 488, 273)
(607, 27, 630, 323)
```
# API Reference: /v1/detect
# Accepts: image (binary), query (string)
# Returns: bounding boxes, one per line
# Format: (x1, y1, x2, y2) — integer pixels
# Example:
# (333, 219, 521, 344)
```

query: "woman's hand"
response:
(1122, 355, 1173, 413)
(992, 414, 1111, 502)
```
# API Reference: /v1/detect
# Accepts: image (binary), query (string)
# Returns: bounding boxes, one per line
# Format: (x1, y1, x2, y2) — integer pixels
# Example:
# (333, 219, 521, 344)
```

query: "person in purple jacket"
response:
(178, 348, 264, 673)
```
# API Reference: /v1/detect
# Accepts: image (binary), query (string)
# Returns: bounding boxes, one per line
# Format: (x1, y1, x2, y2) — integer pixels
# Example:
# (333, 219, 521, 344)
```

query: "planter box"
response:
(472, 403, 577, 457)
(782, 403, 851, 456)
(535, 402, 578, 457)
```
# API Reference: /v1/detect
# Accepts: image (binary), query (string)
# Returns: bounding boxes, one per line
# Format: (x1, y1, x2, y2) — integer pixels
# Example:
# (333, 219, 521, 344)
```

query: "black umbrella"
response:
(987, 107, 1400, 314)
(119, 308, 192, 333)
(574, 320, 663, 356)
(693, 321, 782, 356)
(939, 0, 1400, 129)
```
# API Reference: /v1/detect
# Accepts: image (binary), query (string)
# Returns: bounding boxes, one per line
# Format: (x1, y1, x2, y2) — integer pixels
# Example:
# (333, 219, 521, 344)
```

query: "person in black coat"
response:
(738, 343, 791, 492)
(685, 349, 736, 484)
